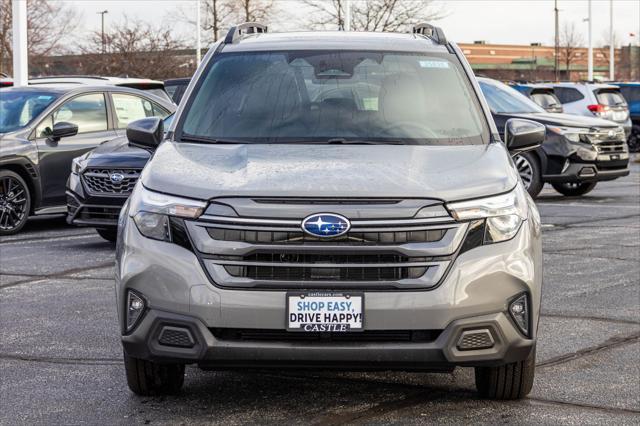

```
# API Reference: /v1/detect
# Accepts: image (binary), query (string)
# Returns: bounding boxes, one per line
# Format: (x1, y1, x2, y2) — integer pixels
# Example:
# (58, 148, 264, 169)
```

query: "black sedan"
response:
(0, 85, 175, 235)
(479, 78, 629, 198)
(65, 114, 173, 242)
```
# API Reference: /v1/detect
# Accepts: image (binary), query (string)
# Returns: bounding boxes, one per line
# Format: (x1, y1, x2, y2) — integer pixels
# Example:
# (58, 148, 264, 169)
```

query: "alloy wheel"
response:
(0, 176, 28, 232)
(514, 154, 533, 190)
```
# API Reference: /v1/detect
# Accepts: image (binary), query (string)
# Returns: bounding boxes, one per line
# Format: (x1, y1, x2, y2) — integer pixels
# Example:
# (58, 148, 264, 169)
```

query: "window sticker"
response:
(419, 60, 450, 69)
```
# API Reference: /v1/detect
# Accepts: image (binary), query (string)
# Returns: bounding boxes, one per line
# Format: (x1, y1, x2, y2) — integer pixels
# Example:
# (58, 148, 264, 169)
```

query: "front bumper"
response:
(543, 159, 630, 183)
(66, 172, 128, 228)
(116, 211, 542, 369)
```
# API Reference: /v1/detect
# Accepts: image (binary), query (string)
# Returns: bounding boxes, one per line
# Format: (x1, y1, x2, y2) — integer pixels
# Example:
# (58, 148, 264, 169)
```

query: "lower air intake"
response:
(158, 326, 195, 348)
(456, 329, 494, 351)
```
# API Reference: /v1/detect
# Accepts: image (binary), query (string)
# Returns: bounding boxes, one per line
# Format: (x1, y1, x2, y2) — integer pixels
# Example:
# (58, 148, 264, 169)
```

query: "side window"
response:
(53, 93, 108, 134)
(112, 93, 169, 128)
(554, 87, 584, 104)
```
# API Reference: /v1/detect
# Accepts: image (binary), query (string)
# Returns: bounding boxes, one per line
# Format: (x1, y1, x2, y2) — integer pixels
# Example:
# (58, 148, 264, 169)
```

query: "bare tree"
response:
(78, 20, 190, 80)
(303, 0, 446, 32)
(559, 22, 584, 80)
(0, 0, 79, 74)
(177, 0, 236, 43)
(236, 0, 274, 22)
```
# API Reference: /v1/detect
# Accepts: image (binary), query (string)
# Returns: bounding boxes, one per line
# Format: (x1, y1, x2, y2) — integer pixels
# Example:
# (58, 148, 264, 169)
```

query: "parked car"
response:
(509, 83, 563, 113)
(0, 73, 12, 88)
(611, 82, 640, 152)
(26, 76, 175, 104)
(66, 114, 174, 242)
(164, 78, 191, 105)
(548, 82, 632, 137)
(479, 77, 629, 197)
(116, 22, 545, 400)
(0, 84, 174, 235)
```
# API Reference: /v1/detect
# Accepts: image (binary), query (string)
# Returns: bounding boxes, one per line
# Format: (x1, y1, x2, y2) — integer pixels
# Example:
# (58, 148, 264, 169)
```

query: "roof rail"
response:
(224, 22, 267, 44)
(412, 23, 447, 45)
(29, 75, 109, 81)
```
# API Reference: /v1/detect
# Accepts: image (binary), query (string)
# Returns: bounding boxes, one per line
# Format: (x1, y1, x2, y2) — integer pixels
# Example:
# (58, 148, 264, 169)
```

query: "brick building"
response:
(459, 41, 639, 81)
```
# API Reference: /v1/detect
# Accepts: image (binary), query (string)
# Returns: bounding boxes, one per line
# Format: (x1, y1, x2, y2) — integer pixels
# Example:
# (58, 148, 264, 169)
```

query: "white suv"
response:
(550, 82, 632, 136)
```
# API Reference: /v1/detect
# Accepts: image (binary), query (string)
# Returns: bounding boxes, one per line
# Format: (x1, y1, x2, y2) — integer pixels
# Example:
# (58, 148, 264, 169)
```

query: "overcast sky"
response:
(64, 0, 640, 47)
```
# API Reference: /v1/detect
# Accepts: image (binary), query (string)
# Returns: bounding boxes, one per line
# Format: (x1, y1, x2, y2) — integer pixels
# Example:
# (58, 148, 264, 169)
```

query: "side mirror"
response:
(127, 117, 164, 151)
(51, 122, 78, 139)
(504, 119, 545, 155)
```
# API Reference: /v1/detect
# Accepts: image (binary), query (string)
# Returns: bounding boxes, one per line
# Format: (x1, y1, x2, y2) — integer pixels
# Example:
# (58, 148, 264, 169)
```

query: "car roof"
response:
(28, 76, 164, 86)
(549, 81, 620, 90)
(220, 31, 447, 53)
(164, 78, 191, 85)
(2, 84, 176, 109)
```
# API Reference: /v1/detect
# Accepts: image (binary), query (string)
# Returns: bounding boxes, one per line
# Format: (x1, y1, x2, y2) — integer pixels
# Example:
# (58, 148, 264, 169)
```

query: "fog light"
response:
(509, 294, 530, 337)
(126, 290, 146, 332)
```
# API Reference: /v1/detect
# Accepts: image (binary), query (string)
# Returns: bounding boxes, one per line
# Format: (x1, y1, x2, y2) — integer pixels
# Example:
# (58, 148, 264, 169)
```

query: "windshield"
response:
(0, 90, 59, 133)
(180, 50, 488, 145)
(595, 90, 627, 107)
(479, 80, 545, 114)
(531, 92, 561, 109)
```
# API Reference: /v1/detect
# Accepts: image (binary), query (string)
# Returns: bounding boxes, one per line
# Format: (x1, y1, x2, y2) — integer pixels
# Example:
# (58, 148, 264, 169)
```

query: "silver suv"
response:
(115, 23, 545, 399)
(549, 82, 632, 137)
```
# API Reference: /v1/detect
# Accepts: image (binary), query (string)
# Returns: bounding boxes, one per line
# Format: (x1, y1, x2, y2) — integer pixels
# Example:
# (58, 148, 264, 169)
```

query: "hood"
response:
(84, 136, 150, 168)
(495, 112, 620, 129)
(142, 142, 518, 202)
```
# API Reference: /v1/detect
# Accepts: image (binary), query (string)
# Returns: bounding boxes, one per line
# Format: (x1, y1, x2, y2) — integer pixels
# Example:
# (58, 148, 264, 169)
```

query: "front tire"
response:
(551, 181, 597, 196)
(96, 228, 118, 242)
(0, 170, 31, 236)
(514, 153, 543, 198)
(124, 353, 185, 396)
(474, 350, 535, 400)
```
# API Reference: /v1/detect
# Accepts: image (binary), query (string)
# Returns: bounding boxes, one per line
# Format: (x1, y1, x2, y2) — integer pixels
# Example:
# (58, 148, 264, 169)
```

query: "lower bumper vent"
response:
(158, 326, 195, 348)
(456, 329, 494, 351)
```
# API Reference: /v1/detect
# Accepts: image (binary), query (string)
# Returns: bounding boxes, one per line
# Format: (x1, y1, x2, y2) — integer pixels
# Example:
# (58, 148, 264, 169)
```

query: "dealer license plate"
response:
(287, 292, 364, 332)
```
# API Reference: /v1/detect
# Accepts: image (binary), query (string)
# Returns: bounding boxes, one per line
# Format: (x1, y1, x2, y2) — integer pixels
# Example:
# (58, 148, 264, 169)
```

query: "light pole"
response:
(609, 0, 614, 80)
(97, 10, 108, 54)
(196, 0, 201, 66)
(554, 0, 559, 80)
(11, 0, 28, 86)
(587, 0, 593, 81)
(345, 0, 351, 31)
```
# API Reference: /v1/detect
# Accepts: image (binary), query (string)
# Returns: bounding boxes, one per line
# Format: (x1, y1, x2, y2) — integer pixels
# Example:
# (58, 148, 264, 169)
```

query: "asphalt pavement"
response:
(1, 159, 638, 425)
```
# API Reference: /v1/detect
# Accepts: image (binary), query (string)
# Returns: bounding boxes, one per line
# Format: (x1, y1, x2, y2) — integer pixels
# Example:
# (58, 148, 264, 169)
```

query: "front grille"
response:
(207, 228, 446, 245)
(82, 168, 140, 195)
(211, 328, 442, 343)
(594, 140, 627, 154)
(191, 202, 462, 289)
(219, 252, 431, 281)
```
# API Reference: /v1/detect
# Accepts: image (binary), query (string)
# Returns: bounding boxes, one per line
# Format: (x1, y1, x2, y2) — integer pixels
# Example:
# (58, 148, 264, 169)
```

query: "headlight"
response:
(547, 126, 590, 143)
(128, 185, 206, 241)
(71, 155, 85, 174)
(447, 185, 528, 244)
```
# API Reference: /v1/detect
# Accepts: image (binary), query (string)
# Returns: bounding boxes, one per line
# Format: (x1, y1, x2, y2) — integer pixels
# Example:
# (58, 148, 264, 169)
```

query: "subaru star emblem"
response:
(302, 213, 350, 237)
(109, 173, 125, 183)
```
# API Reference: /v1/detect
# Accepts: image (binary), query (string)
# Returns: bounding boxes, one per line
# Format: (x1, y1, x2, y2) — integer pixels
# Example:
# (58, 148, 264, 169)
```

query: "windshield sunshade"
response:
(180, 50, 488, 145)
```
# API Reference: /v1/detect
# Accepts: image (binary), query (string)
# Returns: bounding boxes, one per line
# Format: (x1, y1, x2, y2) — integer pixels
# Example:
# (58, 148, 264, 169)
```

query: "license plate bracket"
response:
(286, 291, 364, 332)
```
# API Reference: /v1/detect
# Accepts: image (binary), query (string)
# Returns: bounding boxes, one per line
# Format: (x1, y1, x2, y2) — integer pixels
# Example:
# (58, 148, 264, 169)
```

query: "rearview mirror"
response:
(504, 119, 545, 155)
(127, 117, 164, 151)
(51, 122, 78, 139)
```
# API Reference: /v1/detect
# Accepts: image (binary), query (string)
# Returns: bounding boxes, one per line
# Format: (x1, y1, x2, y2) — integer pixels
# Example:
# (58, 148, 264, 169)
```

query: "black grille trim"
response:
(206, 227, 447, 245)
(82, 168, 141, 195)
(211, 328, 442, 343)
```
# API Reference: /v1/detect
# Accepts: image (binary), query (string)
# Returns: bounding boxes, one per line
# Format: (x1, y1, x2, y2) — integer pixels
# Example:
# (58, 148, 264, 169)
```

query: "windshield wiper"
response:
(325, 138, 405, 145)
(179, 135, 251, 144)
